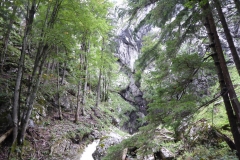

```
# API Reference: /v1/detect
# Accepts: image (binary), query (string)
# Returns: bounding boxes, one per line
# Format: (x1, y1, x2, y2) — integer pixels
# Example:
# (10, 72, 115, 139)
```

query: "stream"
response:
(80, 139, 100, 160)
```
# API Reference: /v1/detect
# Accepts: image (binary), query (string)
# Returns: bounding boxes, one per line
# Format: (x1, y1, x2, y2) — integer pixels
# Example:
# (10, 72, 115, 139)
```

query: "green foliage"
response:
(99, 93, 136, 127)
(177, 145, 238, 160)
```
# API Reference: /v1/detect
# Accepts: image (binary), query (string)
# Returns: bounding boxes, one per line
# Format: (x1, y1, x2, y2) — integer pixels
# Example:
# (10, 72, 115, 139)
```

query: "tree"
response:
(12, 0, 37, 145)
(19, 0, 64, 145)
(201, 1, 240, 156)
(125, 0, 240, 155)
(56, 46, 63, 120)
(75, 53, 83, 122)
(96, 40, 104, 108)
(212, 0, 240, 76)
(8, 0, 113, 148)
(200, 0, 240, 123)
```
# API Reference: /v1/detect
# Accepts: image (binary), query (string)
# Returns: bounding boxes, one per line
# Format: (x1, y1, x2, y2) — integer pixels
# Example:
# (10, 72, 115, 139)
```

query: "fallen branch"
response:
(0, 128, 13, 144)
(212, 127, 236, 151)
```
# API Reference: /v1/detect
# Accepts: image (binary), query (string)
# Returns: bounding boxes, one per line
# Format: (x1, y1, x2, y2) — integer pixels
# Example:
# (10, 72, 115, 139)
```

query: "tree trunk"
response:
(75, 81, 81, 122)
(43, 58, 51, 85)
(75, 53, 83, 122)
(12, 0, 37, 145)
(102, 76, 106, 102)
(19, 45, 48, 145)
(57, 47, 62, 120)
(82, 55, 88, 116)
(202, 1, 240, 123)
(96, 68, 102, 108)
(61, 60, 67, 84)
(17, 0, 62, 145)
(201, 1, 240, 157)
(213, 0, 240, 76)
(96, 39, 105, 107)
(50, 59, 56, 74)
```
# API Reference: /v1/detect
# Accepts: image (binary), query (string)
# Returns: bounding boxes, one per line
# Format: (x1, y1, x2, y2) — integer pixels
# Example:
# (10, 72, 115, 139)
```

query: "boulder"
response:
(160, 147, 174, 160)
(92, 132, 124, 160)
(91, 129, 101, 139)
(53, 91, 76, 110)
(111, 117, 120, 127)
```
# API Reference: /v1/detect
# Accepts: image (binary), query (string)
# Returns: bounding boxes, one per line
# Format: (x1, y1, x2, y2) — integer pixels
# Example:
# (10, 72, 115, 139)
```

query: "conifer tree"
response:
(212, 0, 240, 76)
(126, 0, 240, 155)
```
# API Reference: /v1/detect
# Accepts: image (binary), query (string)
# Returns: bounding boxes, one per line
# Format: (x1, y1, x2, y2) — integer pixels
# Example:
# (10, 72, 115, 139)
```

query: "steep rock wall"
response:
(114, 7, 152, 133)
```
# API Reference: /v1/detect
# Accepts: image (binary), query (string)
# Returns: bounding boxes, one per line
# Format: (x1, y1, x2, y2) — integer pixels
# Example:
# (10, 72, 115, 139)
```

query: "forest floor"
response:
(0, 106, 105, 160)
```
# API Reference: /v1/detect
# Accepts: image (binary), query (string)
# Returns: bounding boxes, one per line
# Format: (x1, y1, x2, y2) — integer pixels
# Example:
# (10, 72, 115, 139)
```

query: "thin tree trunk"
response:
(75, 53, 83, 122)
(12, 0, 36, 145)
(213, 0, 240, 76)
(102, 76, 106, 101)
(201, 1, 240, 157)
(96, 39, 104, 107)
(75, 81, 81, 122)
(61, 60, 67, 84)
(19, 45, 48, 145)
(50, 59, 56, 74)
(43, 58, 51, 85)
(82, 56, 88, 116)
(57, 47, 62, 120)
(96, 68, 102, 108)
(104, 77, 109, 101)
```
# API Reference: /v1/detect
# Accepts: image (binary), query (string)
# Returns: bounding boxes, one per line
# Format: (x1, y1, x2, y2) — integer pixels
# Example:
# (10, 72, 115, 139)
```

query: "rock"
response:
(160, 147, 174, 160)
(122, 148, 128, 160)
(53, 91, 76, 110)
(92, 132, 124, 160)
(28, 119, 35, 128)
(92, 108, 102, 119)
(50, 138, 82, 160)
(91, 130, 101, 139)
(111, 117, 120, 127)
(122, 111, 146, 134)
(34, 103, 47, 117)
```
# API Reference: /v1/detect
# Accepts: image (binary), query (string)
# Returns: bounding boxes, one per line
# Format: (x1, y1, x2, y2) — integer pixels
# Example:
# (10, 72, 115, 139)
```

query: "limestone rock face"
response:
(119, 74, 148, 134)
(112, 4, 155, 134)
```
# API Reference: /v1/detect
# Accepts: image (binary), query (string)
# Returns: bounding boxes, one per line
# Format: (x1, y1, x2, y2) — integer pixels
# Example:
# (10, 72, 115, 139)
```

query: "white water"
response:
(80, 139, 100, 160)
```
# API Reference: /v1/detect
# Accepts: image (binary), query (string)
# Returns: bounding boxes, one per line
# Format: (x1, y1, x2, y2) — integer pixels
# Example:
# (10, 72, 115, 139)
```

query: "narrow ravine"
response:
(80, 139, 100, 160)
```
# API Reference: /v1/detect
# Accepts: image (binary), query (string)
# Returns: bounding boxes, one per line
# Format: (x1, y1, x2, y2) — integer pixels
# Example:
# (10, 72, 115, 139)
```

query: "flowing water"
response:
(80, 139, 100, 160)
